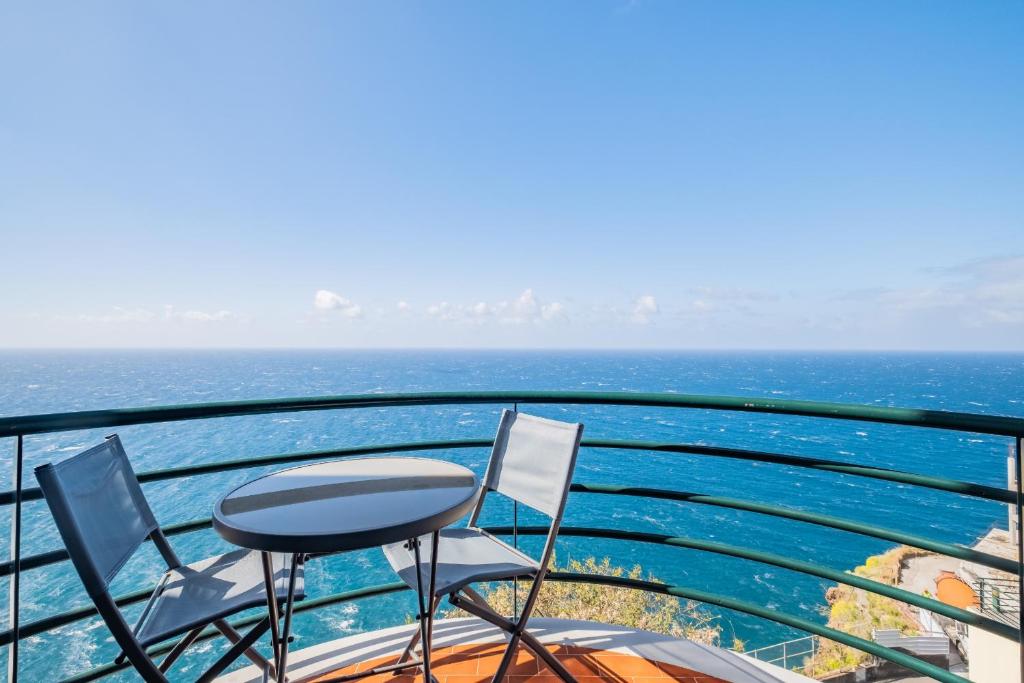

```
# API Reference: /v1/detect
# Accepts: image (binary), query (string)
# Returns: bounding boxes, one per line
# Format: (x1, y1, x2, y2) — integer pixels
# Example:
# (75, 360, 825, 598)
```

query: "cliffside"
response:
(804, 545, 930, 678)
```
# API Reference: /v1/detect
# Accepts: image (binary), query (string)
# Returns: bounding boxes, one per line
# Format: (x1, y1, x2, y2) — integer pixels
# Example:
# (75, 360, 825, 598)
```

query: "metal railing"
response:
(1, 391, 1022, 683)
(977, 576, 1020, 627)
(742, 634, 819, 672)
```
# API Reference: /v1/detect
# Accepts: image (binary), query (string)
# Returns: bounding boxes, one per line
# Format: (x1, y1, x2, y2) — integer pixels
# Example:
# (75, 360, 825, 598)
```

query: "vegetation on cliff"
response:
(451, 556, 726, 646)
(804, 546, 928, 677)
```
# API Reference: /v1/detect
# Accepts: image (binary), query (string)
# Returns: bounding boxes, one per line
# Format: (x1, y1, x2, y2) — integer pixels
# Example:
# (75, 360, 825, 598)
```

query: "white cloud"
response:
(505, 289, 540, 324)
(426, 301, 460, 321)
(868, 255, 1024, 327)
(164, 306, 237, 322)
(74, 307, 157, 323)
(690, 299, 714, 313)
(469, 301, 493, 318)
(70, 306, 240, 324)
(631, 295, 659, 323)
(541, 301, 566, 321)
(423, 289, 568, 325)
(314, 290, 362, 318)
(681, 287, 776, 317)
(396, 301, 411, 313)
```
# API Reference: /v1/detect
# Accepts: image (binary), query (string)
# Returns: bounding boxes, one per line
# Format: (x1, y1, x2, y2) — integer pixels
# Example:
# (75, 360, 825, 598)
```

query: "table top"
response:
(213, 457, 480, 554)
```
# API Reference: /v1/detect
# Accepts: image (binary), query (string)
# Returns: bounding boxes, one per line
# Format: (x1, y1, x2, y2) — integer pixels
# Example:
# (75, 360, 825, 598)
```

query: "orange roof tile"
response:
(935, 574, 979, 610)
(312, 643, 729, 683)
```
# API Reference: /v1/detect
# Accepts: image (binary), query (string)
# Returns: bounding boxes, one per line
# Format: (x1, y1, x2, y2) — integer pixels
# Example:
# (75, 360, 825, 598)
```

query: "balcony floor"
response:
(219, 618, 815, 683)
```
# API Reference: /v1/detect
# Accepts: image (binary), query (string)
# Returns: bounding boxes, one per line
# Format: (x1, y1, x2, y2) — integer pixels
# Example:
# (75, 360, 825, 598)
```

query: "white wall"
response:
(968, 625, 1020, 683)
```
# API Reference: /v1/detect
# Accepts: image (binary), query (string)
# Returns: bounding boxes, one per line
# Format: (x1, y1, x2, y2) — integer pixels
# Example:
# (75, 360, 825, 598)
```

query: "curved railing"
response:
(1, 392, 1022, 683)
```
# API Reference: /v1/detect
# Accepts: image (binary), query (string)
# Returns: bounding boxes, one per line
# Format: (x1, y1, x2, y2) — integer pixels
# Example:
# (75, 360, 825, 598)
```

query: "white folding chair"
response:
(383, 410, 583, 682)
(35, 435, 303, 682)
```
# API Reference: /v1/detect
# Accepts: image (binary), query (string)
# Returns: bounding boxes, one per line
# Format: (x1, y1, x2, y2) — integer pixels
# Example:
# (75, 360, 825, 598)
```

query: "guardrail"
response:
(1, 391, 1022, 683)
(977, 576, 1020, 628)
(742, 634, 819, 672)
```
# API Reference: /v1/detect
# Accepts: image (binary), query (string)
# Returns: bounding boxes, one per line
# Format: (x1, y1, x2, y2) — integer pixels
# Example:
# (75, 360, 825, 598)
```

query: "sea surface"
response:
(1, 350, 1022, 681)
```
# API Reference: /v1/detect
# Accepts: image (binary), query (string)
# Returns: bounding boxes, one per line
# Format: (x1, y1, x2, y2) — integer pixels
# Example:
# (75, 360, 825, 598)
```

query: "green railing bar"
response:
(0, 519, 213, 645)
(7, 468, 1012, 584)
(573, 482, 1020, 575)
(0, 440, 493, 507)
(6, 513, 1014, 648)
(2, 391, 1023, 438)
(0, 440, 498, 578)
(0, 548, 66, 577)
(60, 573, 963, 683)
(138, 441, 490, 483)
(546, 572, 969, 683)
(11, 587, 154, 648)
(493, 525, 1019, 641)
(4, 467, 1016, 595)
(60, 582, 410, 683)
(0, 516, 212, 581)
(583, 438, 1015, 504)
(4, 435, 1012, 509)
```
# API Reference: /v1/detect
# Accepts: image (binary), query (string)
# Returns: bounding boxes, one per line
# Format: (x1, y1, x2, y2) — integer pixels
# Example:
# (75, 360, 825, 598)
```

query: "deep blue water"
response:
(1, 350, 1022, 681)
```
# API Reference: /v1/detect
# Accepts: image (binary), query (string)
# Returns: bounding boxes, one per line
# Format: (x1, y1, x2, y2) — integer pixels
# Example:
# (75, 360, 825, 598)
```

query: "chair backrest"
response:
(35, 435, 161, 589)
(35, 436, 180, 681)
(477, 410, 583, 520)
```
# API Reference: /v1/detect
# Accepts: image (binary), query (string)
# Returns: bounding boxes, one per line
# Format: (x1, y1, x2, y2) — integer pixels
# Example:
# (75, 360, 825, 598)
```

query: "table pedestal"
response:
(265, 531, 441, 683)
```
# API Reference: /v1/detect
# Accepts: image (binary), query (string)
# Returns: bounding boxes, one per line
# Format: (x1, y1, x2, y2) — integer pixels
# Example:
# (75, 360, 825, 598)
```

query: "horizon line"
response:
(1, 346, 1023, 354)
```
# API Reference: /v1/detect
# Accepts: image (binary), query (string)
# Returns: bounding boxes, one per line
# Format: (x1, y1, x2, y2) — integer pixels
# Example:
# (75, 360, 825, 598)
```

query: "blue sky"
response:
(1, 1, 1021, 349)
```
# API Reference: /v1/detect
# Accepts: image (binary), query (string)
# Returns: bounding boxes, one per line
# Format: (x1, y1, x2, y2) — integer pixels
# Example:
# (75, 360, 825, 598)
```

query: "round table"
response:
(213, 457, 480, 683)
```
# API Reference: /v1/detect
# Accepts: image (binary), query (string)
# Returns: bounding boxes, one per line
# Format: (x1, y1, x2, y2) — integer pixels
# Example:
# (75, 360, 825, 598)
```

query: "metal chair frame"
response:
(391, 410, 584, 683)
(35, 435, 279, 683)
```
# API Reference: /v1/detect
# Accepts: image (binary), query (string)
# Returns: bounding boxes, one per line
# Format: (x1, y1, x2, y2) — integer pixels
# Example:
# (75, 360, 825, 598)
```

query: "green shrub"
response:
(446, 556, 723, 646)
(805, 546, 926, 677)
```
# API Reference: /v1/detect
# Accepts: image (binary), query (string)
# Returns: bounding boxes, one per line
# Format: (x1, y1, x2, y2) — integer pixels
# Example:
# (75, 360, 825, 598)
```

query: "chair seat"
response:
(135, 549, 304, 647)
(382, 527, 540, 597)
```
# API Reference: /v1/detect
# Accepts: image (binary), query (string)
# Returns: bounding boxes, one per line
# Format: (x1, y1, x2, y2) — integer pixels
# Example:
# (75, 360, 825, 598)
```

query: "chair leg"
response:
(519, 630, 577, 682)
(448, 592, 514, 631)
(214, 618, 278, 678)
(456, 585, 577, 683)
(449, 593, 525, 682)
(196, 617, 271, 683)
(394, 595, 441, 666)
(460, 586, 490, 607)
(449, 590, 577, 683)
(159, 626, 205, 673)
(491, 632, 524, 682)
(394, 619, 422, 666)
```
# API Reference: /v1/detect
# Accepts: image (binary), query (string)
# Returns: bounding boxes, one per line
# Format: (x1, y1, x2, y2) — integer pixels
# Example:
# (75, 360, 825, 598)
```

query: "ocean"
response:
(1, 349, 1022, 681)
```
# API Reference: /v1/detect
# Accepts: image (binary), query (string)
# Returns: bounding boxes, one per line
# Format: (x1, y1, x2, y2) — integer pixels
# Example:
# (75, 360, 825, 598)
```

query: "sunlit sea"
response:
(2, 350, 1022, 681)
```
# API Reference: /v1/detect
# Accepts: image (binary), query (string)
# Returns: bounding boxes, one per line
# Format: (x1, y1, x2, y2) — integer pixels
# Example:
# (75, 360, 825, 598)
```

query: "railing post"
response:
(512, 402, 519, 621)
(512, 499, 519, 620)
(1015, 436, 1023, 683)
(8, 435, 23, 683)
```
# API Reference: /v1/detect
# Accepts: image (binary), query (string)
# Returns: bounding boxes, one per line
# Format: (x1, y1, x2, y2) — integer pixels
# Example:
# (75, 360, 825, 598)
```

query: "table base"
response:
(263, 531, 441, 683)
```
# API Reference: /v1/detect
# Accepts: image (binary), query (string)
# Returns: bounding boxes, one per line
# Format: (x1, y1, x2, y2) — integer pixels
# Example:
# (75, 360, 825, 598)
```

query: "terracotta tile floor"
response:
(312, 643, 729, 683)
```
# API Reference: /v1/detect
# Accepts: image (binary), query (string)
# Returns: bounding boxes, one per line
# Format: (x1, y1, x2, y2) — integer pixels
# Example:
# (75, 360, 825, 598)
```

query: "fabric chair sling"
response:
(35, 435, 299, 683)
(383, 410, 584, 683)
